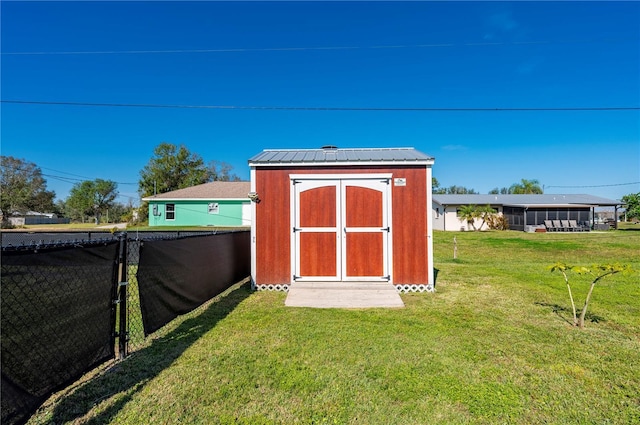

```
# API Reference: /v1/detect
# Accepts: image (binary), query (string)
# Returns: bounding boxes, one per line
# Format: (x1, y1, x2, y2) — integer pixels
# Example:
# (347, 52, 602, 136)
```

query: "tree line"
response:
(2, 144, 639, 227)
(0, 142, 240, 228)
(432, 177, 544, 195)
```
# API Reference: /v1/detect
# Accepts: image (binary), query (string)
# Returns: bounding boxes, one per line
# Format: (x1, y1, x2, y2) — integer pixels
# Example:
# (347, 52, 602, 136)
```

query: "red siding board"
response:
(391, 167, 429, 284)
(346, 233, 384, 277)
(300, 233, 338, 276)
(300, 186, 337, 228)
(255, 169, 291, 283)
(345, 186, 383, 227)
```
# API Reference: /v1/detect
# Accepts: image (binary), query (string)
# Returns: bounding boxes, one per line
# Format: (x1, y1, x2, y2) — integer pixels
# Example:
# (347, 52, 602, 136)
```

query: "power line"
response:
(42, 174, 82, 185)
(2, 37, 636, 55)
(39, 165, 128, 182)
(1, 162, 137, 185)
(42, 173, 138, 187)
(39, 166, 94, 180)
(546, 182, 640, 189)
(43, 170, 137, 186)
(2, 100, 638, 112)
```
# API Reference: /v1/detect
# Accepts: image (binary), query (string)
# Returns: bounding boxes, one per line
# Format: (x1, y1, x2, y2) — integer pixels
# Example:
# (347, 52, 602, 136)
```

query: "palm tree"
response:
(458, 204, 481, 231)
(509, 179, 543, 194)
(477, 204, 498, 229)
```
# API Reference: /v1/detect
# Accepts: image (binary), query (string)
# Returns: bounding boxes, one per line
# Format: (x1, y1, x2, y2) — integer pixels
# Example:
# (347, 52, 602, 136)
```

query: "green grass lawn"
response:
(15, 223, 105, 230)
(28, 230, 640, 424)
(14, 223, 249, 232)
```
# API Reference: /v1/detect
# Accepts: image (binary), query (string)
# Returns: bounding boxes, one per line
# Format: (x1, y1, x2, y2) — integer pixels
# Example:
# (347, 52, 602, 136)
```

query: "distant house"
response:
(142, 181, 251, 227)
(7, 211, 70, 226)
(432, 194, 622, 231)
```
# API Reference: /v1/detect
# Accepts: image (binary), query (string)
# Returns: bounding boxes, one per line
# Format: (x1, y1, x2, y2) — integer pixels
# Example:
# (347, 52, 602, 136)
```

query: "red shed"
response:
(248, 147, 435, 293)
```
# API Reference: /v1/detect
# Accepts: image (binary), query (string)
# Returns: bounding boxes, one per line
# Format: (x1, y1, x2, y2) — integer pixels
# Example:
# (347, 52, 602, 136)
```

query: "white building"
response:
(432, 194, 621, 231)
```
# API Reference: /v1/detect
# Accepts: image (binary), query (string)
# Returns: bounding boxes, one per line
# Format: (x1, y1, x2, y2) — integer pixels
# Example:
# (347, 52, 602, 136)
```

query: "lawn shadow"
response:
(43, 280, 253, 424)
(618, 226, 640, 231)
(438, 258, 468, 265)
(535, 301, 606, 326)
(583, 311, 606, 323)
(535, 302, 575, 326)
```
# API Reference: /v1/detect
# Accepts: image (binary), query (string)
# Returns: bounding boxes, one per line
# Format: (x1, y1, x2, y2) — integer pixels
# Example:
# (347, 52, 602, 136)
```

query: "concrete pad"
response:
(285, 282, 404, 309)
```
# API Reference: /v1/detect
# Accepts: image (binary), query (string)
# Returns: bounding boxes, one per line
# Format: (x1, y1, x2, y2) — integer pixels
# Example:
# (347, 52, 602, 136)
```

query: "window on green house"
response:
(166, 203, 175, 220)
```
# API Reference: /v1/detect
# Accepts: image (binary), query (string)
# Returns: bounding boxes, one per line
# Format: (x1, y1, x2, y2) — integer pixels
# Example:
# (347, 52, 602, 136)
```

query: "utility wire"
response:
(42, 174, 81, 185)
(42, 171, 137, 186)
(39, 165, 136, 184)
(546, 182, 640, 189)
(2, 100, 638, 112)
(1, 162, 138, 185)
(2, 37, 637, 55)
(43, 172, 137, 186)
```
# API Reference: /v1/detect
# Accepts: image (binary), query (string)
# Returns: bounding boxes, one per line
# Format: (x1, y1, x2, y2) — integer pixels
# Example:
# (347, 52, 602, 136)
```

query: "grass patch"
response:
(617, 221, 640, 231)
(126, 225, 250, 232)
(13, 224, 249, 232)
(19, 223, 103, 230)
(27, 230, 640, 424)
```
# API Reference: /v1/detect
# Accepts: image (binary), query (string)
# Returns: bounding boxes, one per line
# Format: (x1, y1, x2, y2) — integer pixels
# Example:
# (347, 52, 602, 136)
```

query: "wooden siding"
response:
(346, 233, 383, 277)
(254, 165, 429, 285)
(300, 186, 336, 228)
(300, 233, 337, 277)
(254, 168, 292, 283)
(345, 186, 383, 227)
(390, 167, 428, 284)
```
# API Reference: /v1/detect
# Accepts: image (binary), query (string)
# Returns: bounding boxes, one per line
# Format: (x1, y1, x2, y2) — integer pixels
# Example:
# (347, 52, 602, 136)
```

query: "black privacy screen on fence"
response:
(1, 241, 119, 425)
(136, 231, 250, 336)
(0, 230, 250, 425)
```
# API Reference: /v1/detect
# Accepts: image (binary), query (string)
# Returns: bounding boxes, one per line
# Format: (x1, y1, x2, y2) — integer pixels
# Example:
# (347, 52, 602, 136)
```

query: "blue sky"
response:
(2, 1, 639, 206)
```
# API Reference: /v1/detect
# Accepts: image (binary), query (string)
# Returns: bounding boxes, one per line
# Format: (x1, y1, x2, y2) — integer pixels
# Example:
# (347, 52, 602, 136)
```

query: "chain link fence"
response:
(0, 231, 119, 248)
(122, 230, 243, 352)
(125, 238, 146, 352)
(1, 230, 250, 425)
(1, 239, 120, 425)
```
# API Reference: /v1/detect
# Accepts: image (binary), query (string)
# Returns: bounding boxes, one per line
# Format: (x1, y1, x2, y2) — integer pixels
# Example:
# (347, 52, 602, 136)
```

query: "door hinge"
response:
(293, 275, 300, 280)
(293, 227, 300, 232)
(381, 227, 390, 232)
(383, 275, 391, 281)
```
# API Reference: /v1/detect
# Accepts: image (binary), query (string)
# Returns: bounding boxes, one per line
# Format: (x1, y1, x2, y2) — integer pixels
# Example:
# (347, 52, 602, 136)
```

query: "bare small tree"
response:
(549, 263, 578, 326)
(549, 263, 634, 328)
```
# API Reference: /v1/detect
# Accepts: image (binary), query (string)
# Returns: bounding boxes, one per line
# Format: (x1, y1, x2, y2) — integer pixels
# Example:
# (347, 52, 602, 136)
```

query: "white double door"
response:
(292, 177, 391, 282)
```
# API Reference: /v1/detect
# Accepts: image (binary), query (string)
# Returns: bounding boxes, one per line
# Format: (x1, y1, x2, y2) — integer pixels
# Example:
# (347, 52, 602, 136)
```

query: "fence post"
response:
(117, 233, 128, 360)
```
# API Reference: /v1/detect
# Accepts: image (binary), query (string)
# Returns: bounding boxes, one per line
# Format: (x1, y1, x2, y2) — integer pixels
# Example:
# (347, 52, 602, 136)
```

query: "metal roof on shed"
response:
(248, 147, 434, 165)
(432, 194, 621, 207)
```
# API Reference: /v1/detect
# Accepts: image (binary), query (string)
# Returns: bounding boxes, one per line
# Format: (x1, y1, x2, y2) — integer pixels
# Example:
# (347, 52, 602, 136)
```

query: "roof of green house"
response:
(142, 181, 250, 201)
(432, 194, 621, 207)
(249, 147, 434, 165)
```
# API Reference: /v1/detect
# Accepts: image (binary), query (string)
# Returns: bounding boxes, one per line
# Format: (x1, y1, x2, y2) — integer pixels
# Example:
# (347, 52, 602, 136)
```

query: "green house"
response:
(142, 181, 251, 227)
